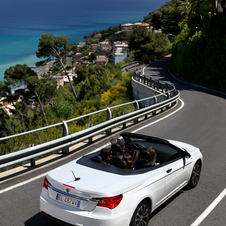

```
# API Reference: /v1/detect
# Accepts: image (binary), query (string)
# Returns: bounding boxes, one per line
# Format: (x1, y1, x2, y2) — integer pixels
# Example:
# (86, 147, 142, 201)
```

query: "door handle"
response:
(166, 169, 172, 173)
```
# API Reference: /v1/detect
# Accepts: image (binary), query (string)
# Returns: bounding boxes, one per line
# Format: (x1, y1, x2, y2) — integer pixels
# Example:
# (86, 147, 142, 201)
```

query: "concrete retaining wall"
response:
(131, 77, 162, 107)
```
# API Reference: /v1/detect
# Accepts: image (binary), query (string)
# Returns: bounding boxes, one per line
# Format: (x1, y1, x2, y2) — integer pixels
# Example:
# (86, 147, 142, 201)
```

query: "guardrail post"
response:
(165, 83, 168, 92)
(152, 96, 157, 116)
(88, 124, 94, 143)
(62, 120, 69, 154)
(106, 107, 112, 135)
(144, 105, 148, 119)
(157, 81, 160, 90)
(143, 75, 146, 84)
(133, 71, 137, 81)
(29, 144, 36, 167)
(123, 112, 127, 128)
(166, 91, 171, 109)
(133, 100, 139, 123)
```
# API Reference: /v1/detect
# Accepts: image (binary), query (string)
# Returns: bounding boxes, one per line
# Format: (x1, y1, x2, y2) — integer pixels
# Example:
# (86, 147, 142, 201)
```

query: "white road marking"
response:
(0, 99, 184, 194)
(133, 98, 184, 133)
(0, 171, 49, 194)
(190, 188, 226, 226)
(2, 59, 224, 225)
(143, 59, 226, 225)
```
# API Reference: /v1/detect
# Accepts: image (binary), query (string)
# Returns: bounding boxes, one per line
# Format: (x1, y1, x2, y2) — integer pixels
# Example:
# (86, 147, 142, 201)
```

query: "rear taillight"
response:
(43, 177, 51, 189)
(92, 194, 123, 209)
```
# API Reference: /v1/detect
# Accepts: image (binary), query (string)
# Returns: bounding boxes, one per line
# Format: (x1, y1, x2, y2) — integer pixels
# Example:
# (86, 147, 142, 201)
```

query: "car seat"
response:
(135, 150, 154, 169)
(115, 159, 127, 169)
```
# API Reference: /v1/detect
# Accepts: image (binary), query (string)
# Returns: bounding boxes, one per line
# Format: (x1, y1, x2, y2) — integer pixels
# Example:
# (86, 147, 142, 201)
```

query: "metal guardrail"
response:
(0, 72, 179, 169)
(120, 61, 139, 71)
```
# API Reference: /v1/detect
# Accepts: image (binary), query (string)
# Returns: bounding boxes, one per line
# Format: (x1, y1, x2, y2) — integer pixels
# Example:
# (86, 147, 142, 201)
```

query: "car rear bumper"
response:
(40, 189, 130, 226)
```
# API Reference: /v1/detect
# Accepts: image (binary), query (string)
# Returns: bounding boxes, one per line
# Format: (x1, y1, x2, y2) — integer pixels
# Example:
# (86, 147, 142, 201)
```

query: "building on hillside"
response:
(138, 23, 150, 30)
(75, 56, 90, 69)
(93, 33, 102, 39)
(77, 41, 86, 53)
(133, 22, 142, 28)
(51, 72, 77, 89)
(95, 55, 108, 66)
(98, 40, 112, 52)
(121, 23, 133, 30)
(115, 30, 133, 37)
(91, 44, 99, 52)
(51, 75, 64, 89)
(111, 41, 129, 65)
(11, 84, 27, 94)
(154, 29, 162, 34)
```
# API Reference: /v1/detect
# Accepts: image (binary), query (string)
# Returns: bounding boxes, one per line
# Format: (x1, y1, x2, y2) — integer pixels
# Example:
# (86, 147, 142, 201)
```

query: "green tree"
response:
(143, 12, 152, 24)
(83, 34, 90, 40)
(56, 100, 74, 119)
(25, 76, 57, 125)
(162, 0, 185, 35)
(36, 33, 77, 100)
(0, 108, 9, 136)
(91, 31, 99, 38)
(3, 64, 56, 125)
(129, 28, 171, 62)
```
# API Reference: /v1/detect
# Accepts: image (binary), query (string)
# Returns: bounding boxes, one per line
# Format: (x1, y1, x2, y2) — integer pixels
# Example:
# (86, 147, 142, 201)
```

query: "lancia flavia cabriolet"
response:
(40, 132, 203, 226)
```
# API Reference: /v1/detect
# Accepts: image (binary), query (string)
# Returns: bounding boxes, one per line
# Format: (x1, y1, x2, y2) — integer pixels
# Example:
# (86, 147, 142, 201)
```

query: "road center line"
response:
(0, 99, 183, 194)
(190, 188, 226, 226)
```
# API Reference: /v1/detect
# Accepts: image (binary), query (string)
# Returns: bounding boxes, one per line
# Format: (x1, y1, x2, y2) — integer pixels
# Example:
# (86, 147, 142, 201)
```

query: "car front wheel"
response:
(130, 200, 150, 226)
(188, 160, 201, 188)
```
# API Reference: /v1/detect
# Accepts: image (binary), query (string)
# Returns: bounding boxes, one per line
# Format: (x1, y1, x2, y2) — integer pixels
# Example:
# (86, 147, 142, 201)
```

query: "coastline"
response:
(0, 0, 167, 82)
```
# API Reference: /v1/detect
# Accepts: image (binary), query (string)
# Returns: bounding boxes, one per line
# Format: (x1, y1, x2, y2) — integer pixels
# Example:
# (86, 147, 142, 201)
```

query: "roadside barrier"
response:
(120, 61, 139, 71)
(0, 72, 179, 170)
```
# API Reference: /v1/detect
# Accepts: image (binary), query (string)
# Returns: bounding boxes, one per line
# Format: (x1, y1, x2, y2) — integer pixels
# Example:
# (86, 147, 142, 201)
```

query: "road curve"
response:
(142, 56, 226, 226)
(1, 56, 226, 226)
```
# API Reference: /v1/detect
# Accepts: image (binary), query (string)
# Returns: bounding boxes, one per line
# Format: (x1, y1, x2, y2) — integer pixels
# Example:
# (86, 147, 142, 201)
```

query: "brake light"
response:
(92, 194, 123, 209)
(43, 177, 51, 189)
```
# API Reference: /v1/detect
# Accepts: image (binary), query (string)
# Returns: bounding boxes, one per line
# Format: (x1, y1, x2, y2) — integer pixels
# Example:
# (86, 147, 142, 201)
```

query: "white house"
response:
(111, 41, 129, 64)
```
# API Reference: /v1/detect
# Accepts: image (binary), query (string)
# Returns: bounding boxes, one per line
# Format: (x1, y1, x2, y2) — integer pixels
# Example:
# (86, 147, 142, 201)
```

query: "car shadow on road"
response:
(24, 212, 60, 226)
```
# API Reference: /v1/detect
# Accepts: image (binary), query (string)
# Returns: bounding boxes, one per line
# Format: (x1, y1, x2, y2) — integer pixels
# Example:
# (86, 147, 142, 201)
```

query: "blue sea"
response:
(0, 0, 166, 81)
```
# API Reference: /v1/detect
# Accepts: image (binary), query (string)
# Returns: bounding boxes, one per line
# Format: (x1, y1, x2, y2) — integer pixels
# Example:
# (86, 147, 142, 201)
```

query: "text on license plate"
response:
(56, 193, 81, 208)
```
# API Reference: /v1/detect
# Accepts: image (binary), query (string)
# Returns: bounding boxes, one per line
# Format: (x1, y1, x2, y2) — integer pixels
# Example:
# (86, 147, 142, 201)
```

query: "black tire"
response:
(130, 200, 150, 226)
(188, 160, 201, 189)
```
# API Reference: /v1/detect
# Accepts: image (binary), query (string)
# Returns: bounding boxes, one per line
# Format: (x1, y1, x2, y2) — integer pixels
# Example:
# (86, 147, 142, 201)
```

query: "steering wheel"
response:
(125, 143, 146, 152)
(125, 143, 139, 151)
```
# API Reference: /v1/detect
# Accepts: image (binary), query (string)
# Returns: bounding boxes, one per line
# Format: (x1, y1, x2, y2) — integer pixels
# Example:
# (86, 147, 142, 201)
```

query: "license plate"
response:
(56, 193, 81, 208)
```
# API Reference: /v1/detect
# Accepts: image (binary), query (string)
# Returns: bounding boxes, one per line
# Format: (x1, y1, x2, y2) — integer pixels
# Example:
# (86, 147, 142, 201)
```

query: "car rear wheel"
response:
(188, 160, 201, 188)
(130, 200, 150, 226)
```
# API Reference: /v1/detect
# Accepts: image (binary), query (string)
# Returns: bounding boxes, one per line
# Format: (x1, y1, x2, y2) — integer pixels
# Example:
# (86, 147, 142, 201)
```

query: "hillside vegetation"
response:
(170, 15, 226, 92)
(0, 63, 134, 155)
(143, 0, 226, 92)
(2, 0, 225, 157)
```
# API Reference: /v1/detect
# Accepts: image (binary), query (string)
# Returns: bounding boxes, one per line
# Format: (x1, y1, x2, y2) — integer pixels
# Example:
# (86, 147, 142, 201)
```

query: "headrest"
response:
(111, 143, 122, 155)
(138, 151, 151, 163)
(125, 149, 136, 160)
(115, 160, 127, 169)
(90, 155, 102, 163)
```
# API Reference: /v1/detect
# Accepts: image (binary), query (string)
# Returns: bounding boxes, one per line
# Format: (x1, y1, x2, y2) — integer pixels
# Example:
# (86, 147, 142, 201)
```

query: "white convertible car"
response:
(40, 132, 203, 226)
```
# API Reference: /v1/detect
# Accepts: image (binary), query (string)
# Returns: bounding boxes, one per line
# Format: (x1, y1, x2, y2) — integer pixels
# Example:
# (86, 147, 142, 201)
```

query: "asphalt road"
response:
(1, 56, 226, 226)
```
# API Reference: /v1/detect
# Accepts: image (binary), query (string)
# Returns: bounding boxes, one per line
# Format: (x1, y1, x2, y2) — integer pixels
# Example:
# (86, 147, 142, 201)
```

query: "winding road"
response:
(1, 56, 226, 226)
